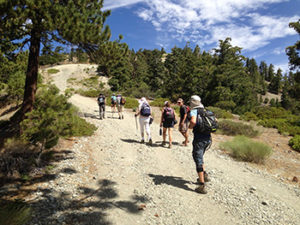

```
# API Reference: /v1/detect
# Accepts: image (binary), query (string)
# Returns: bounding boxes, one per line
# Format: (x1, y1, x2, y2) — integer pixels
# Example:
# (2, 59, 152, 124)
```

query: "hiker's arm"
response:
(182, 113, 187, 124)
(160, 109, 164, 127)
(189, 115, 196, 129)
(135, 107, 140, 116)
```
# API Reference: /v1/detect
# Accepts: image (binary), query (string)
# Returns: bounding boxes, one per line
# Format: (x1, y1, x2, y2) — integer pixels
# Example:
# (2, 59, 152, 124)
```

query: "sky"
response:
(102, 0, 300, 73)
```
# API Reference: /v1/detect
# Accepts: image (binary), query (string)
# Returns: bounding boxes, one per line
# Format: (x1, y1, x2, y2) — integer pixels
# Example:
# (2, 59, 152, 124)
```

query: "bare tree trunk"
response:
(15, 29, 41, 122)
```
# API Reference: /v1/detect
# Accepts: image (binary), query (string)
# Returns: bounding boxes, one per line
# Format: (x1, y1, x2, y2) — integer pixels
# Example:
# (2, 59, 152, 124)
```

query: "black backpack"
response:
(98, 95, 105, 104)
(195, 108, 218, 133)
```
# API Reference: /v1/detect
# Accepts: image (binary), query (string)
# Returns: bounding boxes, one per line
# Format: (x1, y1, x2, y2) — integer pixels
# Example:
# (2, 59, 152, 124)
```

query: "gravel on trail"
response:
(23, 64, 300, 225)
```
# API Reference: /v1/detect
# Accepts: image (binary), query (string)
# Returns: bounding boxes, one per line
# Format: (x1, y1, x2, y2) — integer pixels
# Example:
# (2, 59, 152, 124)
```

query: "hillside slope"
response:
(25, 64, 300, 225)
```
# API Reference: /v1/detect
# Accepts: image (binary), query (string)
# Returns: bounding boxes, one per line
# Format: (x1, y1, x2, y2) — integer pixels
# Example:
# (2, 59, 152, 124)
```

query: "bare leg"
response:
(168, 128, 172, 148)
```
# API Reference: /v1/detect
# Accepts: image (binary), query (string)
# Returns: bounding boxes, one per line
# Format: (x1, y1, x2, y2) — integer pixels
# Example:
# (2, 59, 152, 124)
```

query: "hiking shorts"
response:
(179, 120, 188, 132)
(117, 104, 123, 112)
(163, 119, 174, 128)
(192, 138, 212, 173)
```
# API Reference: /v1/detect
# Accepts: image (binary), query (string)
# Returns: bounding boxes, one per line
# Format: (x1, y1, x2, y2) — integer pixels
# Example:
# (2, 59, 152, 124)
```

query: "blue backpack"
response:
(141, 103, 151, 116)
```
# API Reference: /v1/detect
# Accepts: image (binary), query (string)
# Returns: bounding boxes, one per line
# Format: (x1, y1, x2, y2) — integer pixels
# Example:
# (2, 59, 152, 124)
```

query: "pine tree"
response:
(267, 64, 275, 82)
(0, 0, 111, 121)
(268, 68, 282, 94)
(284, 20, 300, 113)
(209, 38, 257, 113)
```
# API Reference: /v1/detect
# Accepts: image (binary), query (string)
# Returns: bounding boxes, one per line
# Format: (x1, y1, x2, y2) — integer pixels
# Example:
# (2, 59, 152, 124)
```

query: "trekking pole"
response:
(135, 115, 138, 131)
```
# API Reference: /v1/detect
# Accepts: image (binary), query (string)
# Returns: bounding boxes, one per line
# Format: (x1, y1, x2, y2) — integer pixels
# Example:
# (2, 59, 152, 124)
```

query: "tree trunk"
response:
(18, 29, 41, 121)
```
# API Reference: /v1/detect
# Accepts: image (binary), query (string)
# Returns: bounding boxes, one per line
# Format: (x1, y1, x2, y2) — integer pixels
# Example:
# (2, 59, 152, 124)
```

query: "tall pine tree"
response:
(0, 0, 111, 121)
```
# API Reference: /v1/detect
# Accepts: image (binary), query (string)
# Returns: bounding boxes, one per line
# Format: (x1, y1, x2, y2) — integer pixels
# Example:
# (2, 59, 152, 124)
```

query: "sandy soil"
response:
(43, 64, 300, 224)
(2, 64, 299, 225)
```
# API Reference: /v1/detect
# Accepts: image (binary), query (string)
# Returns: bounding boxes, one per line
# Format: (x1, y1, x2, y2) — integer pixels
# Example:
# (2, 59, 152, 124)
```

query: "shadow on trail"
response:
(148, 174, 194, 192)
(121, 139, 141, 144)
(25, 179, 149, 225)
(1, 152, 149, 225)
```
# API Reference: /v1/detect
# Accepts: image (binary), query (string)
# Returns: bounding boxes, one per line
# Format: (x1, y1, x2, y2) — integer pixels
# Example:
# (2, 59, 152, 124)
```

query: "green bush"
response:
(254, 106, 291, 119)
(218, 120, 259, 137)
(21, 85, 96, 150)
(76, 89, 99, 97)
(220, 136, 272, 163)
(0, 200, 32, 225)
(249, 106, 300, 136)
(151, 98, 170, 107)
(206, 106, 234, 119)
(264, 98, 269, 104)
(47, 68, 60, 74)
(258, 117, 300, 136)
(123, 97, 138, 109)
(215, 100, 236, 111)
(240, 112, 258, 121)
(288, 135, 300, 152)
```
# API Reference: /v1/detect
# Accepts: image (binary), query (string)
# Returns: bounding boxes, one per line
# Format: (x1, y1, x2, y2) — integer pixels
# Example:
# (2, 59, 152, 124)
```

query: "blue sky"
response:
(102, 0, 300, 72)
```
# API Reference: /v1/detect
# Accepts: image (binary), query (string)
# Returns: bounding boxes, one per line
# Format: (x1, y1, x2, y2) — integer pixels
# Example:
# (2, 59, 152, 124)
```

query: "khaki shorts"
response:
(179, 121, 188, 132)
(117, 105, 123, 112)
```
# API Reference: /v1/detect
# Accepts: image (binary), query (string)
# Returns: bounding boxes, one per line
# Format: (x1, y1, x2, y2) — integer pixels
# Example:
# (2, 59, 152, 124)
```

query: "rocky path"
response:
(26, 64, 300, 225)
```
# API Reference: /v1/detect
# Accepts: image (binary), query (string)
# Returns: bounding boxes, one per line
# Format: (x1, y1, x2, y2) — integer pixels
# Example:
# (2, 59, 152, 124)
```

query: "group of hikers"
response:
(97, 93, 126, 120)
(97, 93, 217, 194)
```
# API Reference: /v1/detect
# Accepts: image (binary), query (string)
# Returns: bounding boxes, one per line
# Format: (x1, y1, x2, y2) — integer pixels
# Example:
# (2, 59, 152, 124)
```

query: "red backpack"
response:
(186, 105, 192, 121)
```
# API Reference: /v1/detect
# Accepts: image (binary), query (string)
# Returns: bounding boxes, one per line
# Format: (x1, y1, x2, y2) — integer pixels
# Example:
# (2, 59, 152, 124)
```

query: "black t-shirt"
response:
(180, 105, 187, 122)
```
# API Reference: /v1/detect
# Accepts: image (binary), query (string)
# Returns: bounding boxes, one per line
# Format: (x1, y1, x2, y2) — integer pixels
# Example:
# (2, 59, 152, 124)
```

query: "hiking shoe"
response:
(141, 140, 145, 144)
(148, 139, 153, 146)
(122, 115, 124, 119)
(204, 172, 210, 182)
(119, 116, 121, 120)
(197, 175, 210, 184)
(161, 141, 166, 146)
(195, 184, 207, 194)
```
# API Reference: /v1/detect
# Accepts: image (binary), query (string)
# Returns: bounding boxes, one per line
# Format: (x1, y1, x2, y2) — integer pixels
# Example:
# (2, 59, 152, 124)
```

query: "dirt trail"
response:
(31, 64, 300, 225)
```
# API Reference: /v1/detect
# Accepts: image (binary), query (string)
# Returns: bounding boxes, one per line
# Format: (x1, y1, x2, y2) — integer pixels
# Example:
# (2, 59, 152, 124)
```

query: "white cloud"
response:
(274, 63, 289, 73)
(132, 0, 298, 51)
(103, 0, 145, 10)
(103, 0, 298, 52)
(272, 47, 286, 55)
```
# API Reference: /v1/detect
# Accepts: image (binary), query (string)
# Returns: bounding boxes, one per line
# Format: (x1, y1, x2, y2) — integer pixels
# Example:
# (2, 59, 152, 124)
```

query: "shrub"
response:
(21, 85, 96, 156)
(215, 100, 236, 111)
(0, 200, 32, 225)
(269, 98, 276, 107)
(206, 106, 234, 119)
(123, 97, 138, 109)
(47, 68, 60, 74)
(240, 112, 258, 121)
(258, 118, 300, 136)
(151, 98, 170, 107)
(264, 98, 269, 104)
(218, 120, 259, 137)
(289, 135, 300, 152)
(220, 136, 272, 163)
(76, 89, 99, 97)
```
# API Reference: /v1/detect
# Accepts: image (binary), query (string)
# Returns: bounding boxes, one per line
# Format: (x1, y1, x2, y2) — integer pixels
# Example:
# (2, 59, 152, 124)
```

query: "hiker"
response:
(160, 101, 176, 149)
(111, 93, 117, 118)
(97, 93, 106, 120)
(177, 98, 189, 146)
(188, 95, 212, 194)
(116, 94, 125, 119)
(135, 97, 152, 145)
